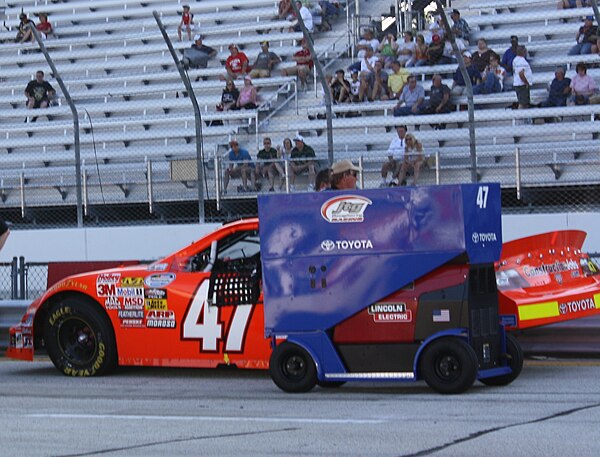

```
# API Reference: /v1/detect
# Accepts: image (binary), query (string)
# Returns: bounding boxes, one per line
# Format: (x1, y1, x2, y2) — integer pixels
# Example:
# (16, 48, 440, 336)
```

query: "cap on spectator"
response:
(260, 41, 269, 46)
(452, 9, 460, 15)
(331, 159, 361, 175)
(228, 43, 237, 50)
(351, 69, 359, 74)
(432, 35, 441, 43)
(463, 50, 472, 58)
(183, 5, 190, 9)
(293, 134, 304, 142)
(585, 15, 594, 21)
(335, 69, 345, 75)
(194, 34, 203, 41)
(19, 13, 27, 19)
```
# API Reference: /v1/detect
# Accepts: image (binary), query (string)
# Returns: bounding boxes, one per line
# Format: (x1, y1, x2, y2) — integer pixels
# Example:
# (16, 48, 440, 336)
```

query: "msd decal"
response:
(321, 195, 372, 223)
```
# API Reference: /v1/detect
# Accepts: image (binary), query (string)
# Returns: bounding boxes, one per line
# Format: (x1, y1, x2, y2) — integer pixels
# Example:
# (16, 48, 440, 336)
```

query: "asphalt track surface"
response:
(1, 357, 600, 457)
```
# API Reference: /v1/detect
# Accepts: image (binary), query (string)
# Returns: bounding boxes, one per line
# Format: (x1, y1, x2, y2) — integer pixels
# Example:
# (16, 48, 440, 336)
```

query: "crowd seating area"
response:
(0, 0, 598, 217)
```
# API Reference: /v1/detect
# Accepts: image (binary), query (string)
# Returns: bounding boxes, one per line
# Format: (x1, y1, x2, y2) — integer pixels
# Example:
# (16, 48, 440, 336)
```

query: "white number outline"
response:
(182, 281, 254, 353)
(476, 185, 489, 209)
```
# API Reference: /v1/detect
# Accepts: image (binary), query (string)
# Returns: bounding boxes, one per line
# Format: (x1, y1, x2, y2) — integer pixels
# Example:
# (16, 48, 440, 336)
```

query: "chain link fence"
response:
(0, 1, 599, 228)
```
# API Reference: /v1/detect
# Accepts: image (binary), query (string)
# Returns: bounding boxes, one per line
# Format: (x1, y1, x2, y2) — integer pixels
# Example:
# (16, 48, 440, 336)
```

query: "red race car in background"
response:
(6, 222, 600, 377)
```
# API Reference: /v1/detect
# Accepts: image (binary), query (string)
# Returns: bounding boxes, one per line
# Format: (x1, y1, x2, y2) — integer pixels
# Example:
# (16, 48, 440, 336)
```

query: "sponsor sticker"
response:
(321, 195, 372, 223)
(147, 263, 168, 271)
(121, 318, 144, 328)
(145, 288, 167, 299)
(146, 310, 176, 329)
(118, 310, 144, 319)
(116, 287, 144, 298)
(471, 232, 498, 244)
(123, 297, 144, 309)
(104, 296, 121, 310)
(145, 273, 176, 288)
(559, 297, 597, 315)
(97, 273, 121, 284)
(523, 260, 578, 278)
(145, 298, 168, 310)
(368, 303, 412, 323)
(121, 277, 144, 287)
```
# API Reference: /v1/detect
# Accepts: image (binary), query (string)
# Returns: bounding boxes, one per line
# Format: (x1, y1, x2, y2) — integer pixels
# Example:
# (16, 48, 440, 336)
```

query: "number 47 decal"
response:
(182, 281, 253, 352)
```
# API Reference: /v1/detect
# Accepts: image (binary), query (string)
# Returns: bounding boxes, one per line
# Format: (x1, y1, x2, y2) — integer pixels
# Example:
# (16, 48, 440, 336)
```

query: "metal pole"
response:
(147, 159, 154, 214)
(358, 156, 364, 189)
(515, 147, 521, 201)
(591, 0, 600, 26)
(214, 156, 221, 212)
(29, 24, 83, 226)
(435, 151, 440, 185)
(153, 11, 205, 223)
(290, 1, 335, 165)
(10, 257, 18, 300)
(435, 1, 477, 183)
(18, 256, 25, 300)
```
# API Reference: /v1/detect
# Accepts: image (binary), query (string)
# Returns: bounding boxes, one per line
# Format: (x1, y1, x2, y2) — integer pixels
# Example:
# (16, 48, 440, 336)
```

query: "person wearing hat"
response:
(289, 134, 317, 190)
(16, 12, 35, 44)
(35, 12, 52, 40)
(223, 139, 256, 194)
(182, 35, 216, 70)
(222, 44, 250, 81)
(426, 34, 445, 65)
(178, 5, 194, 41)
(450, 52, 481, 96)
(450, 9, 470, 45)
(569, 16, 597, 55)
(249, 41, 281, 79)
(541, 66, 571, 108)
(331, 160, 360, 190)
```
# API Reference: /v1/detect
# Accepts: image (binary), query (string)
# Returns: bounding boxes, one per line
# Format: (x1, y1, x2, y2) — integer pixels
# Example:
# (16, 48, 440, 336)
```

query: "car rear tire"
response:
(419, 337, 478, 394)
(44, 297, 117, 376)
(269, 342, 317, 393)
(480, 333, 523, 387)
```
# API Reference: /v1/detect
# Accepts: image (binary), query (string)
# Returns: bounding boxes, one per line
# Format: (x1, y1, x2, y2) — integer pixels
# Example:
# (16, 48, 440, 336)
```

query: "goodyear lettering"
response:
(145, 299, 168, 310)
(118, 310, 144, 319)
(559, 298, 596, 315)
(49, 306, 71, 326)
(121, 277, 144, 287)
(49, 279, 89, 293)
(524, 260, 579, 278)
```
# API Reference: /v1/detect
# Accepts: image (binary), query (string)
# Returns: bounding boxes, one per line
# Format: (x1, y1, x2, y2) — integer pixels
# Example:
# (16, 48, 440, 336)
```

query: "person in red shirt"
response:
(221, 44, 250, 80)
(281, 40, 313, 90)
(177, 5, 194, 41)
(36, 13, 52, 39)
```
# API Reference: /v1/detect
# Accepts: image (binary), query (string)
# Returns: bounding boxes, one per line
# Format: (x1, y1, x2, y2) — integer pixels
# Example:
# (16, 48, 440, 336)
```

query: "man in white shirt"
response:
(380, 125, 407, 186)
(348, 29, 380, 73)
(294, 1, 314, 33)
(512, 45, 532, 109)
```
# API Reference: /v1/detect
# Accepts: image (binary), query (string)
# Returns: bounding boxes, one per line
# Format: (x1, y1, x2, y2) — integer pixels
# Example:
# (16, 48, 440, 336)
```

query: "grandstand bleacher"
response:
(0, 0, 599, 226)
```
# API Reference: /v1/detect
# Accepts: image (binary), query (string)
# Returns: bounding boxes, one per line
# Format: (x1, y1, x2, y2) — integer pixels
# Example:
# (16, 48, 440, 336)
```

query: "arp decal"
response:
(146, 310, 176, 329)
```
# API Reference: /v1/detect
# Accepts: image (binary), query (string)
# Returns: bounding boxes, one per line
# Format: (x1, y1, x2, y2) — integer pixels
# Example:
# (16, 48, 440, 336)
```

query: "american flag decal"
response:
(432, 309, 450, 322)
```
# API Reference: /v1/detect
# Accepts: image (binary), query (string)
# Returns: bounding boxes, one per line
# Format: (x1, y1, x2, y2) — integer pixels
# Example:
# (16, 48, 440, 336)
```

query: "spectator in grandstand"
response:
(426, 35, 446, 65)
(450, 52, 481, 95)
(378, 33, 400, 69)
(256, 137, 284, 192)
(348, 29, 380, 73)
(35, 13, 53, 39)
(442, 35, 464, 64)
(388, 60, 410, 100)
(177, 5, 194, 42)
(393, 75, 426, 116)
(407, 34, 428, 67)
(473, 53, 506, 94)
(290, 134, 317, 190)
(15, 12, 35, 44)
(279, 0, 294, 20)
(223, 139, 256, 194)
(349, 69, 361, 102)
(568, 16, 597, 55)
(330, 69, 351, 103)
(381, 125, 407, 187)
(540, 66, 571, 107)
(0, 221, 9, 253)
(513, 45, 532, 109)
(568, 62, 597, 105)
(315, 168, 332, 191)
(396, 133, 424, 186)
(292, 1, 314, 33)
(472, 38, 493, 74)
(558, 0, 589, 9)
(396, 32, 415, 68)
(364, 60, 389, 101)
(216, 80, 240, 112)
(501, 35, 519, 75)
(236, 76, 258, 110)
(331, 160, 360, 190)
(182, 35, 216, 70)
(281, 40, 314, 91)
(249, 41, 281, 79)
(421, 74, 452, 119)
(221, 44, 250, 81)
(24, 70, 56, 112)
(278, 137, 294, 161)
(310, 2, 329, 32)
(450, 9, 470, 45)
(428, 18, 444, 43)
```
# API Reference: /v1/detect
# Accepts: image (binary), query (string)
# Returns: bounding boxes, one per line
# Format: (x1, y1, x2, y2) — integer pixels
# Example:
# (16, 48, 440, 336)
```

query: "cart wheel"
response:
(480, 333, 523, 387)
(269, 342, 317, 393)
(419, 337, 478, 394)
(44, 297, 117, 377)
(317, 380, 346, 388)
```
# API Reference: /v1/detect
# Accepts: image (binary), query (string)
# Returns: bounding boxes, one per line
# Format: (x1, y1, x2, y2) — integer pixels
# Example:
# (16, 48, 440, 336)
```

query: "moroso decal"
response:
(320, 195, 372, 223)
(368, 303, 412, 323)
(145, 273, 176, 288)
(146, 309, 176, 329)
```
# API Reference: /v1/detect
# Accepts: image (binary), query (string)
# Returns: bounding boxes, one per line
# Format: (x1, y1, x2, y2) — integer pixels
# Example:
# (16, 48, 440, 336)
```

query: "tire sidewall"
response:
(269, 342, 317, 393)
(44, 298, 116, 376)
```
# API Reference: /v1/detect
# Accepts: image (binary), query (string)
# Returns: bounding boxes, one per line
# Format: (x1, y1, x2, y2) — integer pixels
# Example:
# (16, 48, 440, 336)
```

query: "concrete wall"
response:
(1, 213, 599, 263)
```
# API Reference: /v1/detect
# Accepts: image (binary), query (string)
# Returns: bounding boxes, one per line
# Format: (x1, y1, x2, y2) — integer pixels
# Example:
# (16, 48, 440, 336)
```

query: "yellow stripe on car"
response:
(518, 301, 559, 321)
(593, 294, 600, 309)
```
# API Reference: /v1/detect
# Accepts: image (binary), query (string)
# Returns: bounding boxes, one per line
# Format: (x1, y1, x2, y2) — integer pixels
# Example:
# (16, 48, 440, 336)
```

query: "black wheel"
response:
(419, 337, 478, 394)
(44, 297, 117, 376)
(480, 333, 523, 387)
(269, 342, 317, 393)
(317, 380, 346, 388)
